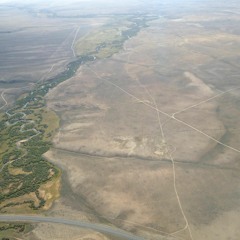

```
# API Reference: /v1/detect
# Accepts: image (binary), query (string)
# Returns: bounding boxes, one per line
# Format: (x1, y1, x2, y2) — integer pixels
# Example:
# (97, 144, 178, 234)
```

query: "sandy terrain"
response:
(31, 222, 112, 240)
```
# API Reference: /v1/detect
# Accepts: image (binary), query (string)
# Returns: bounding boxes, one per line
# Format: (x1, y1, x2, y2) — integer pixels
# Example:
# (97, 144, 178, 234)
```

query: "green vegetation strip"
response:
(0, 14, 156, 213)
(0, 56, 93, 211)
(76, 15, 157, 59)
(0, 222, 32, 239)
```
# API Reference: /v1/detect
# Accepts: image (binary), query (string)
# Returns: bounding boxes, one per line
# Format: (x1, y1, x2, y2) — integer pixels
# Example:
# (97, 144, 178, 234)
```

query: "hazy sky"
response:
(0, 0, 143, 7)
(0, 0, 111, 3)
(0, 0, 97, 4)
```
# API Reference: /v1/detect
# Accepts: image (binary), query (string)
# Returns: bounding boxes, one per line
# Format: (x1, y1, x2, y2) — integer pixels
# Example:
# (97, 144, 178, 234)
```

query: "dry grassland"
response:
(44, 13, 240, 240)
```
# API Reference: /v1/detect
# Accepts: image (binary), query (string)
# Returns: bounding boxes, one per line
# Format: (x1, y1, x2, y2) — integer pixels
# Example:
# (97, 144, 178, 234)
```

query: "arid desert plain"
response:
(0, 1, 240, 240)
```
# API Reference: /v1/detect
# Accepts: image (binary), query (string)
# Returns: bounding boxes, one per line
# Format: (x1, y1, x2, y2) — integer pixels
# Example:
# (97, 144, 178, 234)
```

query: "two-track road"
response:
(0, 215, 145, 240)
